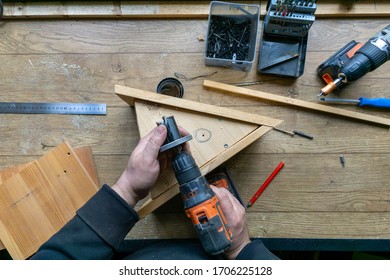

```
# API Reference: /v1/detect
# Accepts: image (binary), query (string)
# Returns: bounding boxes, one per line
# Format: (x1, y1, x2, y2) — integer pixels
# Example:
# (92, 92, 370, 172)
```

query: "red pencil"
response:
(246, 162, 284, 208)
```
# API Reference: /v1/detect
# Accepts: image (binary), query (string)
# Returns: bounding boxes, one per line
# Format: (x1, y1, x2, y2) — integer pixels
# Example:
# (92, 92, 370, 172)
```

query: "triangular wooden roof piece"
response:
(115, 85, 282, 218)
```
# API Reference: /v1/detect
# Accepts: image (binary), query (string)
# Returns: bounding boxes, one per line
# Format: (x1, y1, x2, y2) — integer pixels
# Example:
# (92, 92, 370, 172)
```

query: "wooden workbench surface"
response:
(1, 15, 390, 247)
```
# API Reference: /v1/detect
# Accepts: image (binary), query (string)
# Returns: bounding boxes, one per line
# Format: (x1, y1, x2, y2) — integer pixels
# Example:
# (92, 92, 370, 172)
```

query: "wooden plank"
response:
(203, 80, 390, 127)
(0, 163, 30, 186)
(316, 0, 390, 18)
(3, 1, 390, 19)
(0, 142, 98, 259)
(127, 212, 390, 240)
(3, 1, 213, 19)
(73, 146, 100, 187)
(131, 145, 390, 241)
(115, 85, 282, 127)
(0, 20, 388, 55)
(1, 104, 390, 158)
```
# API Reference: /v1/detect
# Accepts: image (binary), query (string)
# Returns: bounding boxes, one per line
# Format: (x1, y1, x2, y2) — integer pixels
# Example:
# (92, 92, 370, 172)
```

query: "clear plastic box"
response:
(205, 1, 260, 72)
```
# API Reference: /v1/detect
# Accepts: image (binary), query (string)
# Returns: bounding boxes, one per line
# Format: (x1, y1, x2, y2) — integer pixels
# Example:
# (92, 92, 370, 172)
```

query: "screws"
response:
(340, 155, 345, 168)
(206, 15, 251, 61)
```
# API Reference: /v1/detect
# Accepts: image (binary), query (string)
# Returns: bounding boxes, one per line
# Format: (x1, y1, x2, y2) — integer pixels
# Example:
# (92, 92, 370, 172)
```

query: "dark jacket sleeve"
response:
(30, 184, 139, 260)
(235, 239, 280, 260)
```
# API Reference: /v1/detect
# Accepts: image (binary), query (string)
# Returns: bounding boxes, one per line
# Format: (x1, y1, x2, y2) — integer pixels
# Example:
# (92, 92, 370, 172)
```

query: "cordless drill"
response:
(158, 116, 232, 255)
(317, 24, 390, 96)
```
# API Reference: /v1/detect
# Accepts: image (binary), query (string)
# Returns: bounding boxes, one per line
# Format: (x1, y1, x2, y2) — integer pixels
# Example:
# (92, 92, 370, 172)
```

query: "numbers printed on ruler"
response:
(0, 102, 107, 115)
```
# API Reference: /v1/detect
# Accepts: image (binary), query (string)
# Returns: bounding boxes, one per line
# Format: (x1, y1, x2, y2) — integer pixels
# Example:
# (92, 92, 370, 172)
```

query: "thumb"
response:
(143, 125, 167, 163)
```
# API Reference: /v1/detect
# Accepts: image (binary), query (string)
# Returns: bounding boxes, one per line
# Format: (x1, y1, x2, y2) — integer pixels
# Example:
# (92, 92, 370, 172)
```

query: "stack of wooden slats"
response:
(0, 142, 99, 259)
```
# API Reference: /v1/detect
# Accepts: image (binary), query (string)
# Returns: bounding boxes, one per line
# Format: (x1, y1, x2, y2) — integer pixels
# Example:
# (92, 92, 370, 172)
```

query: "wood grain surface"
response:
(0, 15, 390, 250)
(0, 146, 99, 251)
(0, 143, 99, 259)
(2, 1, 390, 19)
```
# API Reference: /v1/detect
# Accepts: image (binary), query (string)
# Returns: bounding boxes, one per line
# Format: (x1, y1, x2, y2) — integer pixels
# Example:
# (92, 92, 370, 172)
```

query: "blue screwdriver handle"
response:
(359, 97, 390, 108)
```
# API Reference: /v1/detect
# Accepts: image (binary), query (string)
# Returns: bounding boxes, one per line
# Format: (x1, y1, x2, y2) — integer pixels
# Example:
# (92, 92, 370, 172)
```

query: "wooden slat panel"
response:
(0, 146, 99, 251)
(0, 142, 98, 259)
(0, 162, 73, 258)
(0, 146, 100, 187)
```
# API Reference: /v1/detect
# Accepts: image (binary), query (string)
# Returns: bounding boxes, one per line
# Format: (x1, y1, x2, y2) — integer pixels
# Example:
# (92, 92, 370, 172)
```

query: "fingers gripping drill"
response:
(158, 116, 232, 255)
(318, 24, 390, 96)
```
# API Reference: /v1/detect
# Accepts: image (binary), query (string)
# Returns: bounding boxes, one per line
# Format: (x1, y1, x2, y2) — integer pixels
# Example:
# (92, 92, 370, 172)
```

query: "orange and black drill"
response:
(159, 115, 232, 255)
(317, 24, 390, 96)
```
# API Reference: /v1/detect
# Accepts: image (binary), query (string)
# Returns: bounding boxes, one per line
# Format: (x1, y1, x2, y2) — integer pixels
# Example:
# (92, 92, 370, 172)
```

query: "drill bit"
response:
(318, 77, 343, 96)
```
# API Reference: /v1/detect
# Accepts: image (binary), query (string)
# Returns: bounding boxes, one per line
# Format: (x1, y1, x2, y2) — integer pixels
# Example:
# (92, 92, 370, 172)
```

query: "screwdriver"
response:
(319, 97, 390, 109)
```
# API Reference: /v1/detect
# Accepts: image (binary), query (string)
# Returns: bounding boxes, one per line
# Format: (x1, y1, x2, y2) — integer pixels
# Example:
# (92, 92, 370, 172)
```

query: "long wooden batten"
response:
(203, 80, 390, 127)
(2, 1, 390, 19)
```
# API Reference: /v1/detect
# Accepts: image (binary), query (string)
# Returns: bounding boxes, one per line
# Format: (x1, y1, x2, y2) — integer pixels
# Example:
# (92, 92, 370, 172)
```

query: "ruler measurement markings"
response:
(0, 102, 106, 115)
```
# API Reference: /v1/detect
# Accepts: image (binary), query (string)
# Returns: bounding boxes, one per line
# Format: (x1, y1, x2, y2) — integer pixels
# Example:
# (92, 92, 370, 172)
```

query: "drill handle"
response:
(185, 195, 232, 255)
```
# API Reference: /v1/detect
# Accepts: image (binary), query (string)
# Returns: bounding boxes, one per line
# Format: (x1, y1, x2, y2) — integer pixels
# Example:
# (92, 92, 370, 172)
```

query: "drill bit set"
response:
(258, 0, 317, 77)
(264, 0, 317, 38)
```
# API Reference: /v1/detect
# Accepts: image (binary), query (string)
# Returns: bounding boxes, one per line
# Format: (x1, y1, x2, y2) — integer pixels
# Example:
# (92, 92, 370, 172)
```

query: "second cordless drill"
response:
(159, 116, 232, 255)
(318, 24, 390, 96)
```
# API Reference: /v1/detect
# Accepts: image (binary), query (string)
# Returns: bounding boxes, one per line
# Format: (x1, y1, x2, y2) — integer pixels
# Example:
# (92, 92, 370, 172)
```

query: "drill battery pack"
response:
(317, 40, 363, 85)
(206, 168, 244, 207)
(154, 168, 243, 213)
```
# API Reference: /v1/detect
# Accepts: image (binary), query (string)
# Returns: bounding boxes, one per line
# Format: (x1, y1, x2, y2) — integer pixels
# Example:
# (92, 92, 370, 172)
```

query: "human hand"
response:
(211, 186, 251, 260)
(113, 125, 190, 207)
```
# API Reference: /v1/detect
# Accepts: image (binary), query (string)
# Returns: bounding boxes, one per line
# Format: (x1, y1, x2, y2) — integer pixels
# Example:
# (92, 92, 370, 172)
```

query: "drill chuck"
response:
(172, 151, 201, 185)
(178, 170, 214, 210)
(340, 24, 390, 83)
(318, 24, 390, 96)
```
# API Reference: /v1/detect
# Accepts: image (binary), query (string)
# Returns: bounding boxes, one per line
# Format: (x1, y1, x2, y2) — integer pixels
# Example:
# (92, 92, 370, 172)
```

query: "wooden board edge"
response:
(3, 1, 390, 19)
(62, 141, 100, 191)
(115, 85, 282, 127)
(203, 80, 390, 127)
(73, 146, 100, 187)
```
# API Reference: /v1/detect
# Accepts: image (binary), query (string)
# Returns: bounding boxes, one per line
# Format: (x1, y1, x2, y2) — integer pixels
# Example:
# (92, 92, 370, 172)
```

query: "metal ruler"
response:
(0, 102, 106, 115)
